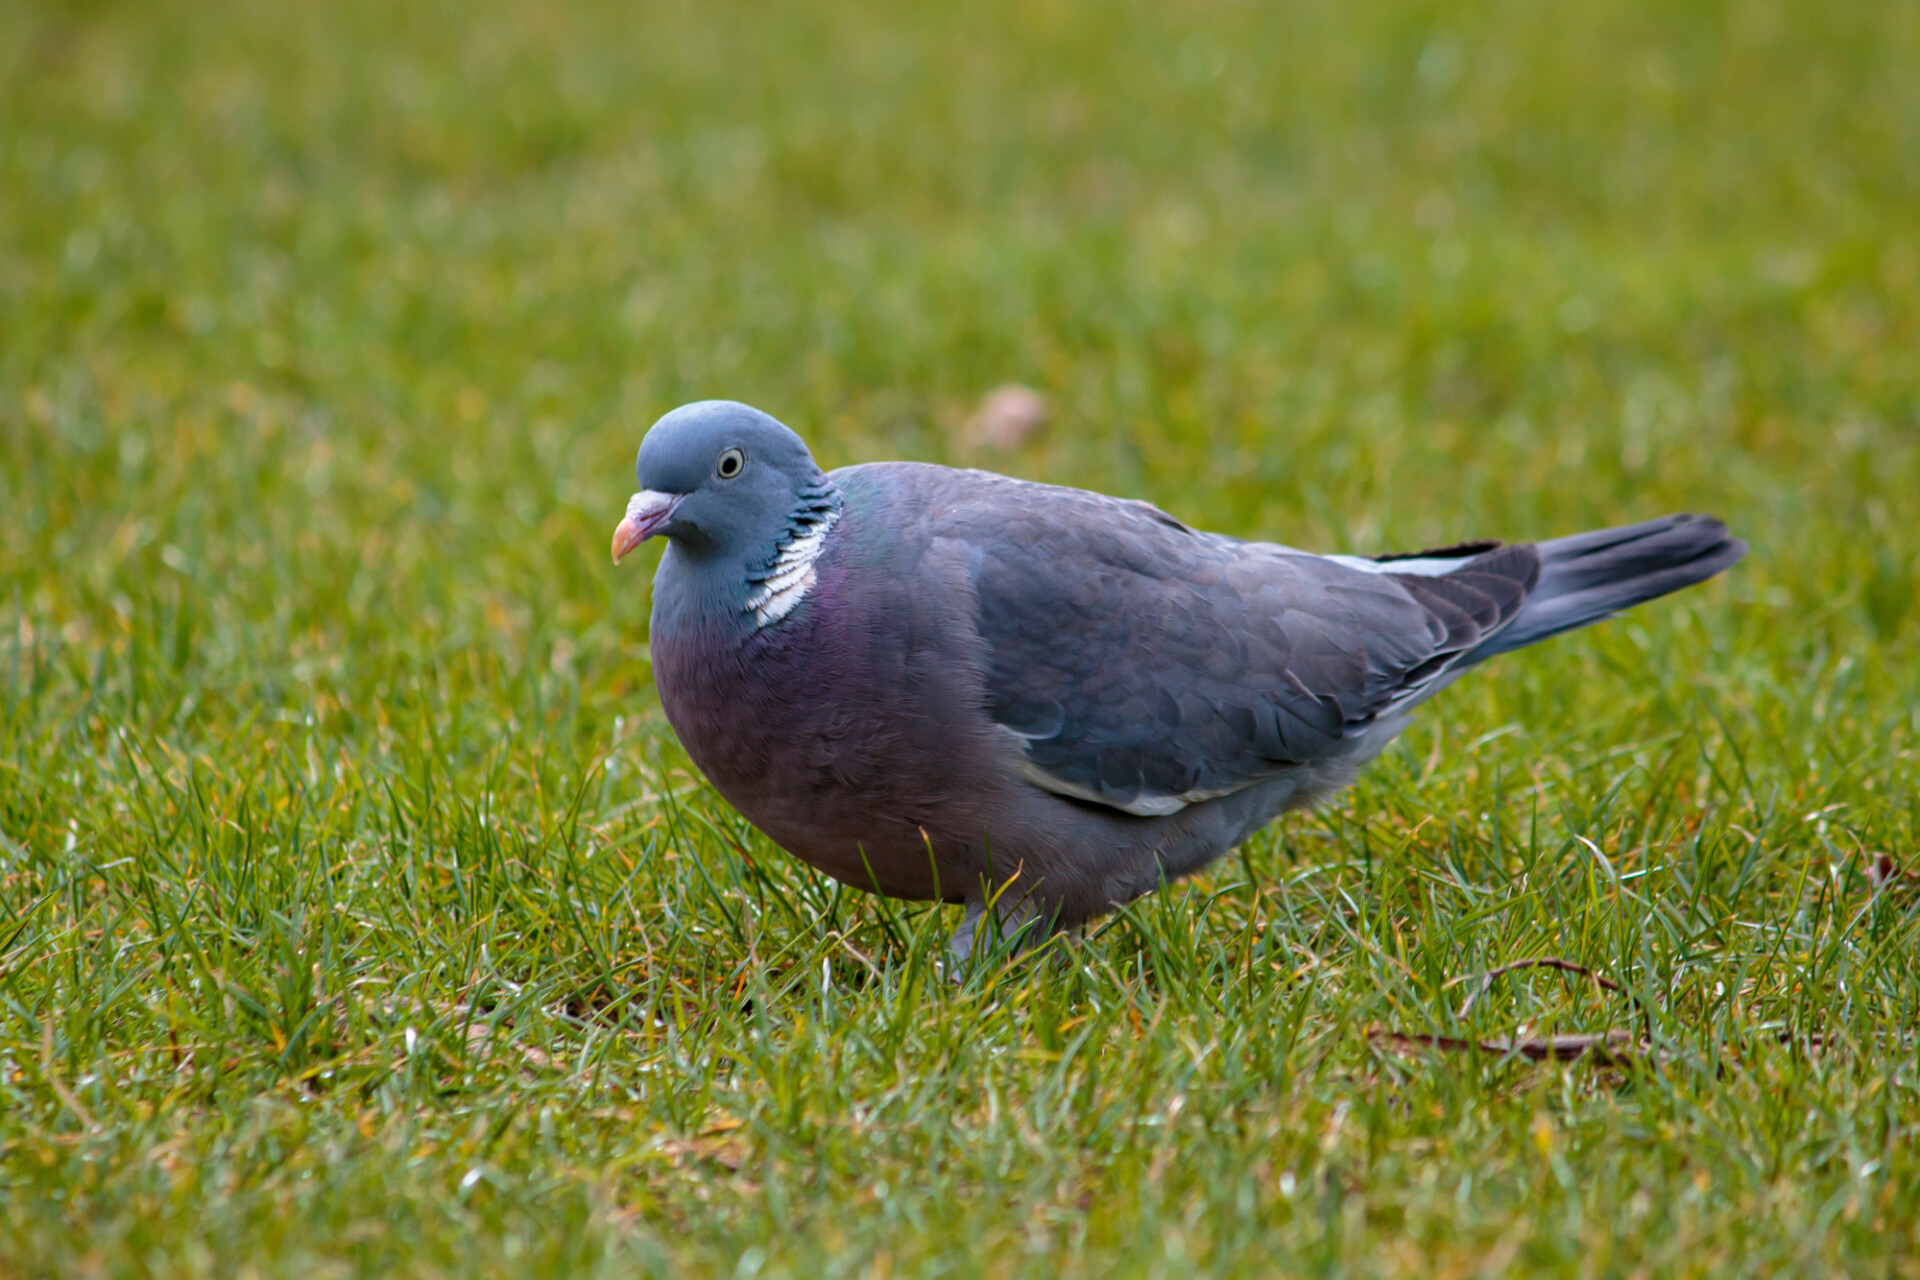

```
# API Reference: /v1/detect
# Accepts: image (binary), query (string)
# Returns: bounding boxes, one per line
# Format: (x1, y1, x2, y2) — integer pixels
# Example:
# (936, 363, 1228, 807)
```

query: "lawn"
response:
(2, 0, 1918, 1274)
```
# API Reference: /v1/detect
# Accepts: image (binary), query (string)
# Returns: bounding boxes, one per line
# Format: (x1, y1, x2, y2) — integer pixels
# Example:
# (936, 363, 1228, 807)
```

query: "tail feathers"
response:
(1468, 514, 1745, 661)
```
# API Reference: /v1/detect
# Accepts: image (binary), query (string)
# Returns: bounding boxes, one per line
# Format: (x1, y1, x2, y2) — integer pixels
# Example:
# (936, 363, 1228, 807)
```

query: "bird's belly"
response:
(650, 621, 968, 901)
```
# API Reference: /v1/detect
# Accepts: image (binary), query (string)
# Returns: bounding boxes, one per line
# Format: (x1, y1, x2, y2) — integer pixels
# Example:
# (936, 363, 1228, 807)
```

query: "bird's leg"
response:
(946, 900, 987, 971)
(945, 892, 1048, 976)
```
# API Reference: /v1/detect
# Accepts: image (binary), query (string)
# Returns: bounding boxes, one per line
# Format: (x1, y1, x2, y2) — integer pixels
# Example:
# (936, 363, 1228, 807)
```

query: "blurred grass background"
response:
(2, 0, 1918, 1275)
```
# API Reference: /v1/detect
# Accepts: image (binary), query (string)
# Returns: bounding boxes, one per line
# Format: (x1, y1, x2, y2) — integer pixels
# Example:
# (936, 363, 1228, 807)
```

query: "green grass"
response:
(3, 0, 1919, 1274)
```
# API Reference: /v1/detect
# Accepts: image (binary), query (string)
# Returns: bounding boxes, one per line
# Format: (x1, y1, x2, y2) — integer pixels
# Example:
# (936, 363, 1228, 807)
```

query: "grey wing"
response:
(942, 476, 1539, 816)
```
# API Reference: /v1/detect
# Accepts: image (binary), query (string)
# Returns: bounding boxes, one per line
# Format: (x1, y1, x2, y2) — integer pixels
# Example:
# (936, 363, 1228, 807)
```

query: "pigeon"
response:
(611, 400, 1746, 960)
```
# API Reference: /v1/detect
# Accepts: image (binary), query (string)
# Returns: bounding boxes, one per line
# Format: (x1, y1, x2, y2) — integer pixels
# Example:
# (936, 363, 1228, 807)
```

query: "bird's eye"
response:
(716, 447, 745, 479)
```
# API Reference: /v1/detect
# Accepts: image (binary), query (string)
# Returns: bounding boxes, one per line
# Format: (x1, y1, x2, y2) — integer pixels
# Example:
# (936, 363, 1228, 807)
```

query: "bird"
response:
(611, 400, 1745, 961)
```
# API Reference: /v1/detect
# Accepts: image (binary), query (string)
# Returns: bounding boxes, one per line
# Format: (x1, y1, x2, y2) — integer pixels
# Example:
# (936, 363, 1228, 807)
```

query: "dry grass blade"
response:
(1373, 958, 1650, 1067)
(40, 1022, 97, 1130)
(1369, 1027, 1645, 1068)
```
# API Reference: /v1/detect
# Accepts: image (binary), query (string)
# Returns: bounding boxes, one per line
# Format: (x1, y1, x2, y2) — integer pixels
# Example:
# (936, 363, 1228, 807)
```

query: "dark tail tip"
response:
(1471, 513, 1745, 659)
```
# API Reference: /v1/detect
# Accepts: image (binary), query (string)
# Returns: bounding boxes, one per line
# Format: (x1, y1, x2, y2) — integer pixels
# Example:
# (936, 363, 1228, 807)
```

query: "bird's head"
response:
(611, 401, 825, 564)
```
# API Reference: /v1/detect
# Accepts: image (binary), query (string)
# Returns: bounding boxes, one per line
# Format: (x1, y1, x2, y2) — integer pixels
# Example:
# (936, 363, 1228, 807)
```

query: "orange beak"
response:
(611, 490, 682, 564)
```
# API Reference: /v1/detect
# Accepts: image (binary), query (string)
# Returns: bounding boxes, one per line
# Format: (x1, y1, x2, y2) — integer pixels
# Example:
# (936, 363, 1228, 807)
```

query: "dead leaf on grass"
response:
(964, 385, 1049, 450)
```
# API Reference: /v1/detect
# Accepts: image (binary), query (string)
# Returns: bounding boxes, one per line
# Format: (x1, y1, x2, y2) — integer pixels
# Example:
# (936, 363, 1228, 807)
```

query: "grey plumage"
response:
(613, 401, 1747, 960)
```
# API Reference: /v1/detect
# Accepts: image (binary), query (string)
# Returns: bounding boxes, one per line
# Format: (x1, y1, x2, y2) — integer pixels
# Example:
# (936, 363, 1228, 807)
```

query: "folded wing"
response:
(937, 476, 1539, 816)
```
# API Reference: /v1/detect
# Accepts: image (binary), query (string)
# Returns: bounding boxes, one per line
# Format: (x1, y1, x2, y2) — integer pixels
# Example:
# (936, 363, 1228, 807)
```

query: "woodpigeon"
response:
(611, 401, 1745, 959)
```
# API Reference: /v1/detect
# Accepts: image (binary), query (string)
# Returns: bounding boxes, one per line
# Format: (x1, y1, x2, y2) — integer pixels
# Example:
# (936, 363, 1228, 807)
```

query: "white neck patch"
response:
(743, 507, 840, 627)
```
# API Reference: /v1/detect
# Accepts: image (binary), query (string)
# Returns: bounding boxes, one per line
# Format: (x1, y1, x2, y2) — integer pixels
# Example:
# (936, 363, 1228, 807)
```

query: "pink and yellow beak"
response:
(610, 490, 682, 564)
